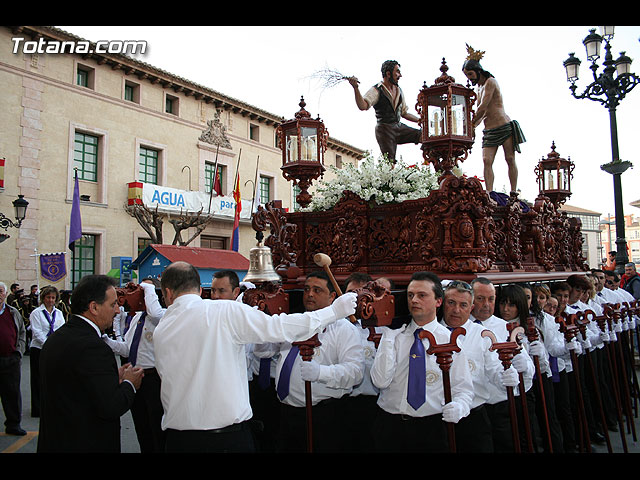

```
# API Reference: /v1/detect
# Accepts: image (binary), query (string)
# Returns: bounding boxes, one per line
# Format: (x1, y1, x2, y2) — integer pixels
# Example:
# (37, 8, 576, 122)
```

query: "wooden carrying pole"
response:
(419, 327, 466, 453)
(481, 329, 522, 453)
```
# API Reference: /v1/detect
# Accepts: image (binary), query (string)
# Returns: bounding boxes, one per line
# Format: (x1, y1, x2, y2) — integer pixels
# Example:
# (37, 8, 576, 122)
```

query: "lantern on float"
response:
(277, 97, 328, 208)
(417, 58, 477, 176)
(534, 141, 574, 205)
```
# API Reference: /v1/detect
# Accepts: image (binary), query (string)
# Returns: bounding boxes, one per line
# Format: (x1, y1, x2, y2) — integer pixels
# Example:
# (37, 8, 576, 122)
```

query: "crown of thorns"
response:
(465, 44, 485, 61)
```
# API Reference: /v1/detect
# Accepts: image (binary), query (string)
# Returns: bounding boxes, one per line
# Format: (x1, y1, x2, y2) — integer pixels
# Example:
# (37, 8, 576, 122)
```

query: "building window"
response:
(336, 154, 343, 169)
(76, 64, 94, 89)
(250, 124, 259, 142)
(137, 237, 151, 256)
(124, 81, 140, 103)
(259, 175, 271, 204)
(201, 235, 226, 250)
(139, 147, 159, 185)
(72, 234, 96, 288)
(74, 132, 99, 182)
(165, 94, 179, 115)
(205, 162, 224, 194)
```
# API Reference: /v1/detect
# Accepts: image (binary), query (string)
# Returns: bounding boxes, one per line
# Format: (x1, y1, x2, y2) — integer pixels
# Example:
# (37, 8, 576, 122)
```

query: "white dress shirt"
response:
(441, 319, 509, 409)
(153, 293, 346, 431)
(469, 314, 535, 398)
(270, 318, 364, 407)
(371, 318, 473, 418)
(29, 305, 65, 349)
(351, 321, 381, 397)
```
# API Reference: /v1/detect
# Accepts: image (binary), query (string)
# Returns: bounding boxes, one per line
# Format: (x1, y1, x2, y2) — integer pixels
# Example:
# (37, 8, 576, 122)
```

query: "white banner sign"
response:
(141, 183, 251, 219)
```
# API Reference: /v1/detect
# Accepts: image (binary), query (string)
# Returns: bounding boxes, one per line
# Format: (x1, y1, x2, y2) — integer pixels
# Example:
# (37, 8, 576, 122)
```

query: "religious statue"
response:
(462, 45, 525, 194)
(347, 60, 421, 163)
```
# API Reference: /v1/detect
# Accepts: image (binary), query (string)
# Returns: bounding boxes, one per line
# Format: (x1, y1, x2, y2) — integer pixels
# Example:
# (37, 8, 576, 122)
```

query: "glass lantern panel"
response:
(300, 127, 318, 161)
(285, 128, 299, 163)
(451, 94, 467, 136)
(545, 168, 558, 190)
(428, 94, 447, 137)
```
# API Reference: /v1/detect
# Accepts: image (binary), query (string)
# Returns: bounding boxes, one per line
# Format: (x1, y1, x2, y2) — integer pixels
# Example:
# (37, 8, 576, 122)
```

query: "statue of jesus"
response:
(462, 45, 525, 194)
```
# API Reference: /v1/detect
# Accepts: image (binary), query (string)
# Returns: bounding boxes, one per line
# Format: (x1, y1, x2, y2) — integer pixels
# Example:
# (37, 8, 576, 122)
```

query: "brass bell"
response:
(243, 234, 281, 283)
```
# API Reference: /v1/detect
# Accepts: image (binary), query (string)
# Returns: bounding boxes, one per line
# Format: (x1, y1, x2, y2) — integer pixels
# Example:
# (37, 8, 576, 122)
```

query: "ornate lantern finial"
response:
(417, 58, 477, 177)
(534, 141, 574, 204)
(277, 97, 328, 208)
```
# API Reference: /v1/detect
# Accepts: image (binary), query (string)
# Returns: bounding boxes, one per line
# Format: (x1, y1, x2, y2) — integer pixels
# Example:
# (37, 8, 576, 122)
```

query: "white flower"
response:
(302, 154, 442, 212)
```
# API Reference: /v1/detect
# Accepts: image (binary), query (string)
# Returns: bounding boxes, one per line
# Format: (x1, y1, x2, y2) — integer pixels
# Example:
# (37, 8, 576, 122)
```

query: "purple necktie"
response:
(128, 312, 147, 367)
(43, 309, 56, 337)
(276, 346, 299, 401)
(407, 328, 426, 410)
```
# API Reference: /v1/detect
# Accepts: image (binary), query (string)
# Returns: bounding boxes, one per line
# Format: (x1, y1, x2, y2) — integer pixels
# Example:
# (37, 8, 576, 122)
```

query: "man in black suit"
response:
(37, 275, 144, 453)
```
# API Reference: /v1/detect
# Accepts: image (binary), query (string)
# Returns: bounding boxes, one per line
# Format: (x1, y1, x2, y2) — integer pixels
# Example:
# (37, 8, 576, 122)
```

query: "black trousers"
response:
(341, 394, 379, 453)
(485, 399, 516, 453)
(553, 370, 577, 452)
(373, 407, 448, 453)
(130, 368, 166, 453)
(0, 352, 23, 430)
(533, 373, 564, 453)
(29, 347, 41, 416)
(248, 376, 280, 453)
(165, 420, 256, 453)
(455, 404, 494, 453)
(277, 398, 346, 453)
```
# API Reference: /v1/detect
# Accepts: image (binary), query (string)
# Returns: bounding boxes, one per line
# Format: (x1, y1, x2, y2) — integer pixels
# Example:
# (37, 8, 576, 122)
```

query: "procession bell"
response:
(243, 233, 281, 283)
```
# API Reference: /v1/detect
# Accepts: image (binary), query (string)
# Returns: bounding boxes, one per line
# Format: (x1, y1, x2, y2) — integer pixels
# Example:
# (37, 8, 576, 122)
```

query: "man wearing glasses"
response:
(440, 280, 520, 453)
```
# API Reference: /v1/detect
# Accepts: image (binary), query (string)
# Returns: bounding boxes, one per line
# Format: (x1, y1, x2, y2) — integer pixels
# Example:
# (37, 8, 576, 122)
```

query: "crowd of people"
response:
(0, 260, 639, 453)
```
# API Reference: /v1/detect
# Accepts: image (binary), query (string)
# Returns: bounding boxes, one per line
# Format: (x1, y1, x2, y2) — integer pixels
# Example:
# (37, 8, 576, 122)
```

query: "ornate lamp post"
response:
(563, 26, 639, 273)
(417, 58, 477, 177)
(277, 97, 328, 209)
(534, 142, 574, 205)
(0, 194, 29, 243)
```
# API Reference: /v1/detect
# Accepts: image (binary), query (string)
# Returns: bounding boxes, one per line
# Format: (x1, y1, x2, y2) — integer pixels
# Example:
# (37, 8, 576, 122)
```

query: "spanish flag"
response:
(231, 173, 241, 252)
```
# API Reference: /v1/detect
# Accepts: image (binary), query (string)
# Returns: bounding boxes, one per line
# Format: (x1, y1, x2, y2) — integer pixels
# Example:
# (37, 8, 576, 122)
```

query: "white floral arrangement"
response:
(303, 154, 444, 212)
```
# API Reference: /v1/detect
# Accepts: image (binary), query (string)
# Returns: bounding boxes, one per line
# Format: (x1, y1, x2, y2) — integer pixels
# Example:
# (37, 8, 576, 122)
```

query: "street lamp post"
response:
(563, 26, 639, 274)
(0, 194, 29, 243)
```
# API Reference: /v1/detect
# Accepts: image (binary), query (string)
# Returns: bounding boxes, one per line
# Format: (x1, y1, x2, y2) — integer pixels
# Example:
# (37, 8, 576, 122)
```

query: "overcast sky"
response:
(58, 25, 640, 218)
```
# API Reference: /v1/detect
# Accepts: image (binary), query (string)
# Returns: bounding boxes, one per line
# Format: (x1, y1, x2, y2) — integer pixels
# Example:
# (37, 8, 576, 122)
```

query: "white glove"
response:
(567, 338, 578, 350)
(139, 281, 156, 291)
(610, 330, 618, 342)
(601, 330, 610, 343)
(614, 321, 622, 333)
(330, 292, 357, 320)
(579, 336, 592, 350)
(500, 366, 520, 387)
(511, 352, 528, 373)
(300, 360, 321, 382)
(528, 340, 545, 358)
(442, 401, 467, 424)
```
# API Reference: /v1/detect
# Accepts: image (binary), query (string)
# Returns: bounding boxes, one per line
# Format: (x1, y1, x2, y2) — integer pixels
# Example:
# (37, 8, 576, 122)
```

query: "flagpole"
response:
(208, 144, 220, 215)
(252, 155, 260, 214)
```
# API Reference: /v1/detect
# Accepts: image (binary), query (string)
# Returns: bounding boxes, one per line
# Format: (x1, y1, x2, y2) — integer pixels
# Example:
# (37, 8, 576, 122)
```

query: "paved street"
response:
(2, 353, 640, 454)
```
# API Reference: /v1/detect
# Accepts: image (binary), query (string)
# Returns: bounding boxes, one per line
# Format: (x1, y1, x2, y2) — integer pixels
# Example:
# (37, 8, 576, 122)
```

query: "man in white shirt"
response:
(370, 272, 473, 453)
(255, 270, 364, 453)
(469, 277, 535, 453)
(153, 261, 356, 453)
(440, 280, 519, 453)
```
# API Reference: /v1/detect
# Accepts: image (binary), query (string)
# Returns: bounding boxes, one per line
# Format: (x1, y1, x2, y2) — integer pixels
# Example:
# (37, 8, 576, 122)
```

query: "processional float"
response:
(235, 58, 638, 453)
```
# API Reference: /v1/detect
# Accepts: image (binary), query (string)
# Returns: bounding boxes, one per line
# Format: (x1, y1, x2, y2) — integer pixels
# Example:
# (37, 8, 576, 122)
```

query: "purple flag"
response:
(69, 170, 82, 251)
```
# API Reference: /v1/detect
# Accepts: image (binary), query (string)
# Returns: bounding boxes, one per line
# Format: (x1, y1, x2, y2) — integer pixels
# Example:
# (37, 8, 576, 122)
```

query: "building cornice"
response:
(8, 26, 365, 160)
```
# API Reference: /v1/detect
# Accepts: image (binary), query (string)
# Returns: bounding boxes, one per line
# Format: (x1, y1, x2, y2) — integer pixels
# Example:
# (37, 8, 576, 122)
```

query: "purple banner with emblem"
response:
(40, 253, 67, 282)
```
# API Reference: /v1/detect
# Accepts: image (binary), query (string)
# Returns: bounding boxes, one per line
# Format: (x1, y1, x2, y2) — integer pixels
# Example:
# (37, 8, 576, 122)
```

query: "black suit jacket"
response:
(37, 315, 136, 453)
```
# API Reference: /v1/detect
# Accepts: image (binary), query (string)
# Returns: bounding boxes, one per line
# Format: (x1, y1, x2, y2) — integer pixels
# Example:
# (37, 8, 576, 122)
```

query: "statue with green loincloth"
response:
(462, 45, 525, 195)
